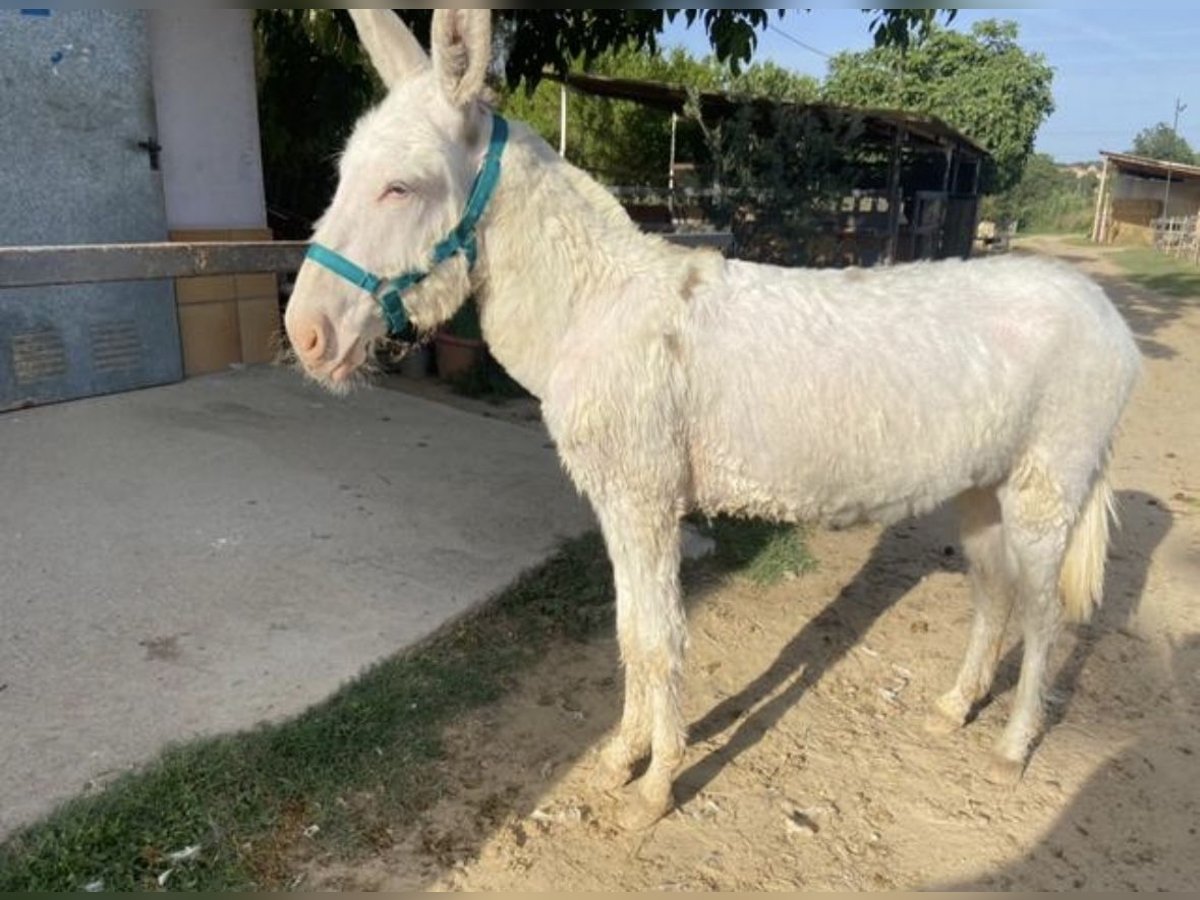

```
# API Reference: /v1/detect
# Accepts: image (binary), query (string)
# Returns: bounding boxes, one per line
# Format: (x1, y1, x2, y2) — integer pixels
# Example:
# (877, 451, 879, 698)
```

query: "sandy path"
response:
(310, 237, 1200, 892)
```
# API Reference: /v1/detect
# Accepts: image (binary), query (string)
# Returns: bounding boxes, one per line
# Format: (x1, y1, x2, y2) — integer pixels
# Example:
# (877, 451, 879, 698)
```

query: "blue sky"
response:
(660, 6, 1200, 164)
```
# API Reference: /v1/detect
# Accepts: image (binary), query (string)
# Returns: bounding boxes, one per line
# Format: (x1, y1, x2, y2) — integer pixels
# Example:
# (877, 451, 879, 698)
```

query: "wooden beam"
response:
(884, 128, 905, 265)
(936, 144, 954, 258)
(0, 233, 727, 292)
(559, 83, 568, 157)
(1091, 156, 1110, 243)
(0, 241, 308, 289)
(662, 232, 733, 252)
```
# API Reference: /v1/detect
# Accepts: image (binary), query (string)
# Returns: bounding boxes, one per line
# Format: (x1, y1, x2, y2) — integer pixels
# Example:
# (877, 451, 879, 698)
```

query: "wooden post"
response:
(966, 156, 984, 260)
(935, 144, 954, 258)
(1091, 156, 1110, 243)
(884, 127, 905, 265)
(559, 84, 568, 157)
(1163, 162, 1175, 221)
(668, 112, 678, 193)
(1103, 187, 1115, 245)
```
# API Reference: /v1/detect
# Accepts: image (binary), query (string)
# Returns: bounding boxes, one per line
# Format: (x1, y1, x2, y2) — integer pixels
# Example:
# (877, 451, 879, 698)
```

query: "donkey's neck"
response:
(474, 124, 664, 399)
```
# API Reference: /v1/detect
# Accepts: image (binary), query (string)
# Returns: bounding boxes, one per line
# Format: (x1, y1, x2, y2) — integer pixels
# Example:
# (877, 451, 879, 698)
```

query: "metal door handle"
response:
(137, 137, 162, 171)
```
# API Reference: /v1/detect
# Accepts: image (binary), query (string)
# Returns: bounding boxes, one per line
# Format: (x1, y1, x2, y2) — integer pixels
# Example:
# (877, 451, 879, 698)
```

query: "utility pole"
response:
(1163, 96, 1187, 220)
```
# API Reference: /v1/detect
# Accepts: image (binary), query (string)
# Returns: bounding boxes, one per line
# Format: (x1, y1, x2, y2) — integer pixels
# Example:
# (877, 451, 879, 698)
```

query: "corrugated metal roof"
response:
(550, 71, 991, 158)
(1100, 150, 1200, 181)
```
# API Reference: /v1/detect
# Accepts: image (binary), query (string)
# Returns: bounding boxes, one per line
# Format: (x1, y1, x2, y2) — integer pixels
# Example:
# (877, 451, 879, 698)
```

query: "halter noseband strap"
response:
(305, 113, 509, 335)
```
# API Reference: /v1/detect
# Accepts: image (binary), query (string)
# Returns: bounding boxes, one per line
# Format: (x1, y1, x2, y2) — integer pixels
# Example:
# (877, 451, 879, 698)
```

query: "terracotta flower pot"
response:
(435, 332, 485, 381)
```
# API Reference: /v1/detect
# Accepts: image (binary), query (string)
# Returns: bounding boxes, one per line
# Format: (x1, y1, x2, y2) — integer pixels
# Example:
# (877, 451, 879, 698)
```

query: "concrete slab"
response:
(0, 367, 593, 839)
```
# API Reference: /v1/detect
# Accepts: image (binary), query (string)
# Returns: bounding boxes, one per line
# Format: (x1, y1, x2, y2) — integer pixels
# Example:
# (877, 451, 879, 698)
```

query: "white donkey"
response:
(285, 9, 1141, 829)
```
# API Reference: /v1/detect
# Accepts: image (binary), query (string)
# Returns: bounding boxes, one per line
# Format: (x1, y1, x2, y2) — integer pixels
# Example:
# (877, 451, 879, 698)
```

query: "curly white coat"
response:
(284, 10, 1142, 829)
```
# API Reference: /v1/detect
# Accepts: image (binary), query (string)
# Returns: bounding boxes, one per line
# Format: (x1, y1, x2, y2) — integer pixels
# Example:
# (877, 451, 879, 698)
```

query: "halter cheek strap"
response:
(305, 113, 509, 335)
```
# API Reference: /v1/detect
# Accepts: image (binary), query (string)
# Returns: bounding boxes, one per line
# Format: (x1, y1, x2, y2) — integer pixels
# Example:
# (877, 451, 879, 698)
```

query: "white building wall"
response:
(148, 9, 267, 231)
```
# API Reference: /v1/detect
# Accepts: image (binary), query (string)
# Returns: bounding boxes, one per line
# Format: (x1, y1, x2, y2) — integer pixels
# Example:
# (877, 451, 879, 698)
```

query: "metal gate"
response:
(0, 10, 181, 411)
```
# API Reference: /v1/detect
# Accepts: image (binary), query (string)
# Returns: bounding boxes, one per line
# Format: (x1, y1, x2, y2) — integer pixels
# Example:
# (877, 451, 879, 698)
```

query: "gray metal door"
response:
(0, 10, 182, 411)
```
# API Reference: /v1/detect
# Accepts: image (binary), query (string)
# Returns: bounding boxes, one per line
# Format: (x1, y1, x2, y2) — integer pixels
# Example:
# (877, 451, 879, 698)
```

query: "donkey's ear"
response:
(430, 9, 492, 107)
(347, 9, 429, 90)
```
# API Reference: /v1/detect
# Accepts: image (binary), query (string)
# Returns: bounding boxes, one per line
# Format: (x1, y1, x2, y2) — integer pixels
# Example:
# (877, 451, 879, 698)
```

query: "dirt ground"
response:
(310, 238, 1200, 892)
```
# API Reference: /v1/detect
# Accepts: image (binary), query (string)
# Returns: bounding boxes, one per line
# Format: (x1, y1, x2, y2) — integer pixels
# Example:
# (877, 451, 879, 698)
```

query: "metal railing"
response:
(1151, 216, 1200, 265)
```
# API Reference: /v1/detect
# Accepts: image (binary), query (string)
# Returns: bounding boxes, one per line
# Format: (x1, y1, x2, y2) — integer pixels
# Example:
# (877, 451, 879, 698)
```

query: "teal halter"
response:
(305, 114, 509, 335)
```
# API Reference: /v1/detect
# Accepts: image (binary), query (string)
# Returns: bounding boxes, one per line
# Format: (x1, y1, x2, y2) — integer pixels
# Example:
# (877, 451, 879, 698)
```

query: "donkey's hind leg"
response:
(927, 488, 1017, 736)
(987, 468, 1074, 783)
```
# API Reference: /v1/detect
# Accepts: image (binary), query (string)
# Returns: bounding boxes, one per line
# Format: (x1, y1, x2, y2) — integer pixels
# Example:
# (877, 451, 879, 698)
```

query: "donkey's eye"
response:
(383, 182, 410, 200)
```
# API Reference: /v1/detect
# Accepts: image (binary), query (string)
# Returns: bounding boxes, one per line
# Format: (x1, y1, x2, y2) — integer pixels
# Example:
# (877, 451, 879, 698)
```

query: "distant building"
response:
(1091, 151, 1200, 245)
(551, 71, 991, 269)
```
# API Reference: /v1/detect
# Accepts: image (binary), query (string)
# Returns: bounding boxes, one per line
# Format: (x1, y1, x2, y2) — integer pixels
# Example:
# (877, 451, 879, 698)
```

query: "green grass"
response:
(698, 515, 816, 585)
(0, 519, 812, 892)
(1111, 247, 1200, 299)
(1018, 213, 1095, 238)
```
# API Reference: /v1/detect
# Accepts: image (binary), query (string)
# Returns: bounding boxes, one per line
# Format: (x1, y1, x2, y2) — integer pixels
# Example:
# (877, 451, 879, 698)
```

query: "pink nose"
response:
(289, 311, 333, 367)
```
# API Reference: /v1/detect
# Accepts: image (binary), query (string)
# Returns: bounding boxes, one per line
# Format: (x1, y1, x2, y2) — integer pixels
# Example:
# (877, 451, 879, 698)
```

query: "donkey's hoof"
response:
(985, 753, 1026, 786)
(924, 694, 968, 737)
(591, 738, 644, 793)
(590, 758, 635, 793)
(923, 708, 964, 737)
(618, 791, 674, 832)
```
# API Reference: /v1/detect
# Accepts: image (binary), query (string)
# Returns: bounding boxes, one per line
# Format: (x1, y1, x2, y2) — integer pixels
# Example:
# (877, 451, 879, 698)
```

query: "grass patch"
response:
(695, 515, 815, 585)
(0, 519, 811, 892)
(1111, 247, 1200, 299)
(1016, 223, 1093, 239)
(0, 534, 611, 892)
(1059, 234, 1095, 248)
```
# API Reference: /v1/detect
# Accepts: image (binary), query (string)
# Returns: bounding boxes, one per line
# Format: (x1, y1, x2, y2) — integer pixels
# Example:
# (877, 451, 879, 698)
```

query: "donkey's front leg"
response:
(593, 498, 686, 830)
(594, 659, 650, 791)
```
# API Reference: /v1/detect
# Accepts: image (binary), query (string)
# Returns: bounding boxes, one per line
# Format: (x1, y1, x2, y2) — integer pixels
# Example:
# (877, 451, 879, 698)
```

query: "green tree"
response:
(822, 20, 1055, 193)
(1131, 122, 1196, 164)
(326, 9, 954, 89)
(255, 11, 380, 238)
(499, 47, 819, 188)
(496, 10, 780, 85)
(729, 60, 820, 104)
(254, 9, 953, 237)
(691, 98, 866, 266)
(981, 153, 1097, 234)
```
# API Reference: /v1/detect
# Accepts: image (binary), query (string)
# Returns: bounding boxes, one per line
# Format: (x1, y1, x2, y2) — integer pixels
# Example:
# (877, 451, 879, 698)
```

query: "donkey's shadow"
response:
(673, 489, 1169, 806)
(674, 506, 962, 804)
(400, 491, 1168, 891)
(937, 495, 1189, 892)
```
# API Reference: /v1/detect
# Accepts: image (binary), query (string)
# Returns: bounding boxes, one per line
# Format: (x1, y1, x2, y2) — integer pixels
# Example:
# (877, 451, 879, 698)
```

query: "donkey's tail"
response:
(1059, 459, 1117, 624)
